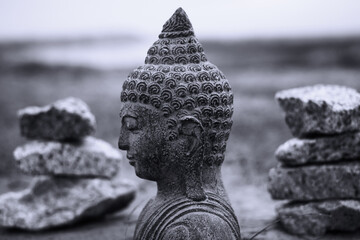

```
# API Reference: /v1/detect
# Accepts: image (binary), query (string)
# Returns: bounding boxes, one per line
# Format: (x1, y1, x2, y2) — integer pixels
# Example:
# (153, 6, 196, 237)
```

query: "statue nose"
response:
(118, 137, 129, 150)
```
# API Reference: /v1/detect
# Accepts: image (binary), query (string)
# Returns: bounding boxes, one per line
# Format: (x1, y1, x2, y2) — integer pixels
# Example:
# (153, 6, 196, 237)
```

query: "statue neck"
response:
(202, 164, 230, 202)
(154, 162, 229, 203)
(155, 174, 186, 201)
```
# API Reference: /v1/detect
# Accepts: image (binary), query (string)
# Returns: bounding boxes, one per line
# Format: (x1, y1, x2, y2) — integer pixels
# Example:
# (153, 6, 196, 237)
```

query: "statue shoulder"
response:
(135, 195, 241, 240)
(161, 211, 239, 240)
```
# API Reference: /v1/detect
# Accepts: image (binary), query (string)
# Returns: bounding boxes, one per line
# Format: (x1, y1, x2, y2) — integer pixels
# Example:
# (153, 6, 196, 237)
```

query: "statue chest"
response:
(133, 194, 241, 240)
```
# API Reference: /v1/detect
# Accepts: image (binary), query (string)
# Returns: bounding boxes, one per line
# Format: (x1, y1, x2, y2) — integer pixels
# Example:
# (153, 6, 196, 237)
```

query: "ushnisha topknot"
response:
(159, 7, 194, 38)
(145, 7, 206, 65)
(121, 8, 234, 166)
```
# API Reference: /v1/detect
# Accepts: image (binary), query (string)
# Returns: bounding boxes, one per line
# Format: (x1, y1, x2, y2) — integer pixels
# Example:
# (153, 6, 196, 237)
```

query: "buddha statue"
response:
(118, 8, 241, 240)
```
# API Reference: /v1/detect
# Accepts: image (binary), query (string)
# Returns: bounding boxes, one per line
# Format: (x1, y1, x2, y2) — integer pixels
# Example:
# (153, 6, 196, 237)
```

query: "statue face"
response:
(118, 103, 176, 181)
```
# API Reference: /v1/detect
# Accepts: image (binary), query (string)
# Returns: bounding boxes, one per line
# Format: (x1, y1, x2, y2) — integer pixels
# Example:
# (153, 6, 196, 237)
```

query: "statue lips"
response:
(127, 154, 135, 166)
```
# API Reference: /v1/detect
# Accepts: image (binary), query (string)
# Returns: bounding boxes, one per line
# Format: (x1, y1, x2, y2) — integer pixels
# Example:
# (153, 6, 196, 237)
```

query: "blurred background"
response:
(1, 0, 360, 239)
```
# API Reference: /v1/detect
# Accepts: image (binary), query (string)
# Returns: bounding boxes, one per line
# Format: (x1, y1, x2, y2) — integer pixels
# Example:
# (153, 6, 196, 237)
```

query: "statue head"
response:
(118, 8, 233, 201)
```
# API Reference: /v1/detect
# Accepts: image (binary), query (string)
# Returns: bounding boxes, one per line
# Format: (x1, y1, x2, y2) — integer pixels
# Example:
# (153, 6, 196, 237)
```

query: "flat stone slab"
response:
(13, 136, 121, 178)
(276, 132, 360, 166)
(0, 176, 136, 231)
(268, 163, 360, 200)
(18, 97, 96, 140)
(275, 85, 360, 138)
(278, 200, 360, 236)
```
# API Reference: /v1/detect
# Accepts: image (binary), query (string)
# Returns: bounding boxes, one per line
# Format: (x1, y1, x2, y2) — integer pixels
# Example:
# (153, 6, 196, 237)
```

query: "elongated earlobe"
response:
(179, 116, 203, 157)
(178, 116, 206, 201)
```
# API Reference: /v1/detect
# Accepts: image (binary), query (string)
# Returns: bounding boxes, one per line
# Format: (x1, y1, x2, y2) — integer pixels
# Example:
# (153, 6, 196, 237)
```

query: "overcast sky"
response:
(0, 0, 360, 41)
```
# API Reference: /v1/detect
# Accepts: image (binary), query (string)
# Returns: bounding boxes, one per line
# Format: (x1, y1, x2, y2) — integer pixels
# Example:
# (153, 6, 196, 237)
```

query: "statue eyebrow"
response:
(119, 107, 137, 119)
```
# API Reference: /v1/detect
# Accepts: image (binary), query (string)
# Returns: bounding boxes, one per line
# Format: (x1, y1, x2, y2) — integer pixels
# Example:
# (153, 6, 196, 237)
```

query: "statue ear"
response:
(178, 116, 203, 157)
(178, 116, 206, 201)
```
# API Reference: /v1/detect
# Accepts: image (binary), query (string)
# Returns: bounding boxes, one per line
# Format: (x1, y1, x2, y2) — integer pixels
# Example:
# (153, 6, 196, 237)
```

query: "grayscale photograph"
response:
(0, 1, 360, 239)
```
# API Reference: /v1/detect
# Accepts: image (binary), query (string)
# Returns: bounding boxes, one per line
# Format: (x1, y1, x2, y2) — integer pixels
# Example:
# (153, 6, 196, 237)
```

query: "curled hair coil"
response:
(139, 94, 150, 104)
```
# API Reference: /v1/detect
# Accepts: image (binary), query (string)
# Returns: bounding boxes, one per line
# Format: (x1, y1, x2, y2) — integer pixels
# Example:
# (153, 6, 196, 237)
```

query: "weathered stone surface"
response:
(18, 97, 96, 140)
(13, 136, 121, 178)
(276, 132, 360, 166)
(278, 200, 360, 236)
(118, 8, 241, 240)
(0, 176, 136, 230)
(275, 85, 360, 137)
(268, 163, 360, 200)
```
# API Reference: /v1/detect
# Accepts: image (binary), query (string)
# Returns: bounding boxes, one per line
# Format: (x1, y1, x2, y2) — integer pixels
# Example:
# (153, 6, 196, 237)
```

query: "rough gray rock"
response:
(275, 85, 360, 138)
(268, 163, 360, 200)
(0, 176, 136, 230)
(18, 97, 96, 140)
(278, 200, 360, 236)
(276, 132, 360, 166)
(13, 136, 121, 178)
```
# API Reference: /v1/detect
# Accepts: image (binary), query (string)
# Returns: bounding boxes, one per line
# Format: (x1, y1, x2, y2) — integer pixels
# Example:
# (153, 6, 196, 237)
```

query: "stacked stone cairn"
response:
(0, 97, 136, 230)
(268, 85, 360, 236)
